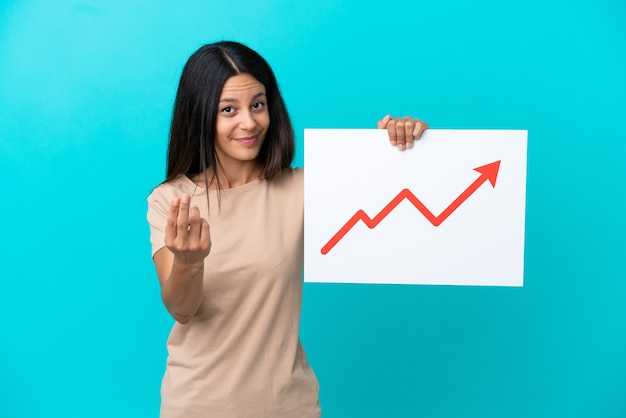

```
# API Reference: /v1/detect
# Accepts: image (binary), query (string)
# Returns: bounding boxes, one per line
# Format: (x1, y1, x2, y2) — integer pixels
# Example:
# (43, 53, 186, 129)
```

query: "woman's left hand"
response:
(377, 114, 429, 151)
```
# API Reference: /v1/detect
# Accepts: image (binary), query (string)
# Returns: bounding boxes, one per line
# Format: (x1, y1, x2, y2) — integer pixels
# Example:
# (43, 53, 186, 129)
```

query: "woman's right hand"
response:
(165, 194, 211, 267)
(152, 194, 210, 323)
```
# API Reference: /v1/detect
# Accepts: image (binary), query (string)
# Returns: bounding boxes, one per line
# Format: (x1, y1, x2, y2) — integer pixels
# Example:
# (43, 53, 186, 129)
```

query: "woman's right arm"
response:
(153, 194, 211, 324)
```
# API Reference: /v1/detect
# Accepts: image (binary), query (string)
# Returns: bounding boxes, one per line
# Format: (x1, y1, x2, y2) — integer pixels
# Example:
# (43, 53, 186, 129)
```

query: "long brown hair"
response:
(165, 41, 295, 190)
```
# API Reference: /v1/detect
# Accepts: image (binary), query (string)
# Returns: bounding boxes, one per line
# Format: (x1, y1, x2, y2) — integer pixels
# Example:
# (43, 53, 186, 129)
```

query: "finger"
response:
(412, 120, 429, 140)
(176, 194, 191, 238)
(200, 219, 211, 252)
(188, 206, 202, 240)
(386, 119, 397, 146)
(165, 197, 181, 242)
(394, 118, 407, 151)
(404, 117, 415, 149)
(377, 114, 391, 129)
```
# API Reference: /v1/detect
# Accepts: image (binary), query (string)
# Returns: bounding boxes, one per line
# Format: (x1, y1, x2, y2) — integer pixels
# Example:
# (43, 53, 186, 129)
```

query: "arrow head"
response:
(473, 160, 501, 187)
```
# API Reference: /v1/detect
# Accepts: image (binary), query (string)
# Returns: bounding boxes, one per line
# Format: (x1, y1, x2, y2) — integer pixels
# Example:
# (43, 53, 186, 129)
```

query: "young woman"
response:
(147, 41, 428, 418)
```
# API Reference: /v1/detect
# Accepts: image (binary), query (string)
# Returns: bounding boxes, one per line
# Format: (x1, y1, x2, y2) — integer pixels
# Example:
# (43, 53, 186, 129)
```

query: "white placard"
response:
(304, 129, 527, 286)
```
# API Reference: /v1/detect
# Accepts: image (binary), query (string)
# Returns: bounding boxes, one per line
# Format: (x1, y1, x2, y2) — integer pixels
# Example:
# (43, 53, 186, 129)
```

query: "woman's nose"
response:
(238, 110, 257, 130)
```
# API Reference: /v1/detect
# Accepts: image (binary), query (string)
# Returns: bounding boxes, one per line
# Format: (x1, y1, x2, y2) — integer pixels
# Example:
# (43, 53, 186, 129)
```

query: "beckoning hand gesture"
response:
(164, 194, 211, 267)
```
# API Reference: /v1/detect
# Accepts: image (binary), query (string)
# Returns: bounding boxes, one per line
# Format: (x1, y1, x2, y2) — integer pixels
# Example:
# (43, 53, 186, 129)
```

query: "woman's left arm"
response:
(377, 114, 429, 151)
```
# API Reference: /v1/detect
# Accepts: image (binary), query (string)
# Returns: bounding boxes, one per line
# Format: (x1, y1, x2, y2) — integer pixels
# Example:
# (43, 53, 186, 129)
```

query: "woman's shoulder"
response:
(270, 167, 303, 189)
(148, 175, 196, 204)
(278, 166, 303, 180)
(265, 167, 303, 211)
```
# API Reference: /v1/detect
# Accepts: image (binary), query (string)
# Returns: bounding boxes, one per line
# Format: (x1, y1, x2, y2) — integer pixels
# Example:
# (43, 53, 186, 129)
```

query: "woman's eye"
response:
(221, 106, 235, 113)
(252, 102, 265, 110)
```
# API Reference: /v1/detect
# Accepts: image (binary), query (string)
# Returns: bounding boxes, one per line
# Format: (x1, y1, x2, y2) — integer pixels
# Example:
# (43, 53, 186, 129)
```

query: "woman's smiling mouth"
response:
(234, 135, 259, 146)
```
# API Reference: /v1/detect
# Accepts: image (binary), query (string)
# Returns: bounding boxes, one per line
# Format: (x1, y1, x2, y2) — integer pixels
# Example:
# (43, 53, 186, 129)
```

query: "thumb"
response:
(377, 114, 391, 129)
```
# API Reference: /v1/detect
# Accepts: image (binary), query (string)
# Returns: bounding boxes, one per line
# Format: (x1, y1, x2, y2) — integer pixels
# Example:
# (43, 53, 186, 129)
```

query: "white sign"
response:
(304, 129, 527, 286)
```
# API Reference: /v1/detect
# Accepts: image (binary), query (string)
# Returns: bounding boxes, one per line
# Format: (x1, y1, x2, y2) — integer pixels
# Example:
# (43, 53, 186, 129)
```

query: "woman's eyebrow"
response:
(219, 92, 267, 104)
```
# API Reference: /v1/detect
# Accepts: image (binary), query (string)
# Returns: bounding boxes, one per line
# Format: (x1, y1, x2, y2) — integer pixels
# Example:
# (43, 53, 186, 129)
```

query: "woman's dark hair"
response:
(165, 41, 294, 188)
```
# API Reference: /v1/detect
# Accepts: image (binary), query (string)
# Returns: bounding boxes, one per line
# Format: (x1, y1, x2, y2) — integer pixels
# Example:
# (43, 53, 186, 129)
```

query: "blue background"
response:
(1, 1, 625, 417)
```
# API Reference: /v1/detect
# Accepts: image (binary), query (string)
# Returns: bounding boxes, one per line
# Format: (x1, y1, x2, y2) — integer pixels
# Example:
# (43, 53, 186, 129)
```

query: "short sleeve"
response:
(147, 187, 170, 258)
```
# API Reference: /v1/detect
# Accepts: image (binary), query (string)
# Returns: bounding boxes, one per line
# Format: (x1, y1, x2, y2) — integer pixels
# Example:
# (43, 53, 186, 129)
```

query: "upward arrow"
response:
(320, 160, 501, 255)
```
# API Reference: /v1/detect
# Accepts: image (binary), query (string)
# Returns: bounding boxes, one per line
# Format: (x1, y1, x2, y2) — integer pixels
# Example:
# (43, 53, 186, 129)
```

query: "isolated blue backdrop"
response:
(1, 1, 625, 417)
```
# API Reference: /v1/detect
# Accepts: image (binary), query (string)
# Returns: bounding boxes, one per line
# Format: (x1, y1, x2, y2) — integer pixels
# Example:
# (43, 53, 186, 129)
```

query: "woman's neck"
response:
(194, 162, 263, 189)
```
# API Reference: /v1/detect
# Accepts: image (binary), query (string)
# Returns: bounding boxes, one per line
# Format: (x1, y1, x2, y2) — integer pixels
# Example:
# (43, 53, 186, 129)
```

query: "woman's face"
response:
(214, 73, 270, 170)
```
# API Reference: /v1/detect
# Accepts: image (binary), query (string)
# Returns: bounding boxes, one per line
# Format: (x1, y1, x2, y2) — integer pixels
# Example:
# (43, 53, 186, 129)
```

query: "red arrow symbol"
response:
(320, 160, 501, 255)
